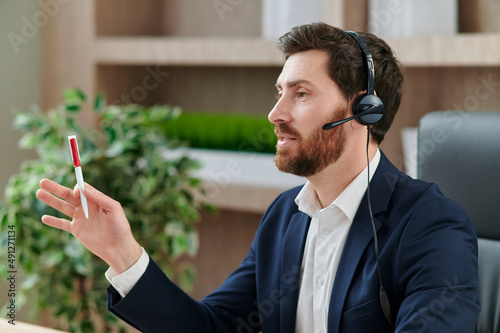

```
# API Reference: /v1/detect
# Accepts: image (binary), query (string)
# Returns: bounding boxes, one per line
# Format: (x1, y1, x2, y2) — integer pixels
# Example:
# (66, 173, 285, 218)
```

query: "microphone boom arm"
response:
(322, 105, 377, 130)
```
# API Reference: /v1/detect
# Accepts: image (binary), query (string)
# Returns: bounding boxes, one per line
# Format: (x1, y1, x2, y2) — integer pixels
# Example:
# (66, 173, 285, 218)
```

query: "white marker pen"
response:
(68, 135, 89, 219)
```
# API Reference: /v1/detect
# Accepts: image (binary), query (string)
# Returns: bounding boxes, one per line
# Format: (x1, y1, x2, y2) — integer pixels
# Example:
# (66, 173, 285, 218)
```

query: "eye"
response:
(297, 91, 307, 98)
(275, 92, 282, 100)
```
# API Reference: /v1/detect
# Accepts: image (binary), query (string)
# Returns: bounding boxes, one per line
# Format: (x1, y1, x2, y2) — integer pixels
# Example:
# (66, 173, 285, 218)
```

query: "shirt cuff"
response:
(105, 247, 149, 298)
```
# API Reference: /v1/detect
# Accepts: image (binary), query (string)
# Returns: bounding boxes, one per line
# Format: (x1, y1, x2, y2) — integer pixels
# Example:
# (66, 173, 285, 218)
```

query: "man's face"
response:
(269, 49, 349, 177)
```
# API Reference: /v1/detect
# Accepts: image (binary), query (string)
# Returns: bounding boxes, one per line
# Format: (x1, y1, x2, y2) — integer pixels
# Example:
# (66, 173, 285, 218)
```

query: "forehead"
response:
(276, 49, 332, 88)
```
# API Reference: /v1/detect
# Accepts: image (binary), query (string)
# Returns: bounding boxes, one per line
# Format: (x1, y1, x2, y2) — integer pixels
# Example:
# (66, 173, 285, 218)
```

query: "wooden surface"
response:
(41, 0, 95, 127)
(0, 318, 65, 333)
(181, 209, 262, 300)
(95, 0, 164, 36)
(93, 34, 500, 67)
(203, 183, 288, 214)
(386, 34, 500, 67)
(94, 37, 283, 66)
(323, 0, 345, 28)
(459, 0, 500, 33)
(343, 0, 368, 31)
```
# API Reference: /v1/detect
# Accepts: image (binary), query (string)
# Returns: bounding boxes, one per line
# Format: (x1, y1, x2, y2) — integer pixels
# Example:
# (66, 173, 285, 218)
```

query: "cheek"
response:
(294, 103, 326, 130)
(294, 97, 347, 136)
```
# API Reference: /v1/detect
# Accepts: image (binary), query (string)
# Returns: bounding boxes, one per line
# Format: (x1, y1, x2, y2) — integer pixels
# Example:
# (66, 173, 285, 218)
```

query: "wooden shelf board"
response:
(94, 37, 284, 66)
(94, 34, 500, 67)
(203, 183, 290, 214)
(385, 33, 500, 67)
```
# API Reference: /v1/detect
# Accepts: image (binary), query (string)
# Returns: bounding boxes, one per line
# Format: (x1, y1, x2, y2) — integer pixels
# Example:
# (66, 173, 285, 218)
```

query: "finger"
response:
(36, 189, 76, 219)
(73, 184, 80, 198)
(71, 187, 88, 220)
(41, 215, 72, 233)
(39, 179, 80, 207)
(82, 183, 120, 211)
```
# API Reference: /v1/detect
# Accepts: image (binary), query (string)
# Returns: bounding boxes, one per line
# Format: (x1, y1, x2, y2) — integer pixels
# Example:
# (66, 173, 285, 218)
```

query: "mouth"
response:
(275, 124, 301, 149)
(277, 135, 297, 148)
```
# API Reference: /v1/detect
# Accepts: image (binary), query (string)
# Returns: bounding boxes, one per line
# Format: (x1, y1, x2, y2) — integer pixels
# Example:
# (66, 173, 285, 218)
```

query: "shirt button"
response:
(319, 278, 325, 286)
(322, 228, 332, 235)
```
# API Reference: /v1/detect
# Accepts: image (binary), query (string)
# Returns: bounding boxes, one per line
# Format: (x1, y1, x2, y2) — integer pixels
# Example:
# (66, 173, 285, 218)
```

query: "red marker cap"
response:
(68, 136, 81, 167)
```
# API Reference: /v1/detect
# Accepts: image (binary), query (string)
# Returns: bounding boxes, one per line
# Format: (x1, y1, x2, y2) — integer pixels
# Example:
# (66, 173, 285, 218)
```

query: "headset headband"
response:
(345, 31, 375, 95)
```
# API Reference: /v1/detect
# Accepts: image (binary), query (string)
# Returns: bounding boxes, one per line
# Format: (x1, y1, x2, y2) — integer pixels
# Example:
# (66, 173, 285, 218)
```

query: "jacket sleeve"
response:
(107, 248, 259, 333)
(106, 191, 291, 333)
(394, 197, 480, 332)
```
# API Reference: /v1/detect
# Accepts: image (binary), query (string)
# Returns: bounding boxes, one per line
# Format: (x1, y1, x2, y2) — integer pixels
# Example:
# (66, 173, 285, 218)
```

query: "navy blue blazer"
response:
(108, 152, 480, 332)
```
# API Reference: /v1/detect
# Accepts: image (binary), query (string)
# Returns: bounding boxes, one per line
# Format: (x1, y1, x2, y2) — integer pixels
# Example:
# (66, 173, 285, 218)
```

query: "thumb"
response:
(81, 182, 120, 211)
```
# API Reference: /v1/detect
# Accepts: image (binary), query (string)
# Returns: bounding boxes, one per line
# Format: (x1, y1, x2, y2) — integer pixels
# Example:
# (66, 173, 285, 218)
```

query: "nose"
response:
(268, 95, 291, 125)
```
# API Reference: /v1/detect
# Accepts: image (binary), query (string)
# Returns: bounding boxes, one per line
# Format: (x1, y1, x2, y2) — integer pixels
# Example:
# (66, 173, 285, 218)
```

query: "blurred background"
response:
(1, 0, 499, 331)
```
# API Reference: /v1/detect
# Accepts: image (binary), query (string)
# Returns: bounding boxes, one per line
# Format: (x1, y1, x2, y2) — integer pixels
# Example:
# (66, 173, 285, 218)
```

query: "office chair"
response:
(417, 111, 500, 333)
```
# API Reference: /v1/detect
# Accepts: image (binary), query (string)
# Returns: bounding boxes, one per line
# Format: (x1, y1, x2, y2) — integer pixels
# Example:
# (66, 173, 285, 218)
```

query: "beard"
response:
(274, 107, 348, 177)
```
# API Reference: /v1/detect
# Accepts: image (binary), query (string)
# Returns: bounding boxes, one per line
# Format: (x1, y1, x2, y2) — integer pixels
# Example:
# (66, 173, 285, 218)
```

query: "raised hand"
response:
(36, 179, 143, 274)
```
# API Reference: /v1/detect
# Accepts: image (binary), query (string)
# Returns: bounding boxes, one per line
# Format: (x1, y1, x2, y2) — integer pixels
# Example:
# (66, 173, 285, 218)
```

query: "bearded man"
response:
(37, 23, 480, 333)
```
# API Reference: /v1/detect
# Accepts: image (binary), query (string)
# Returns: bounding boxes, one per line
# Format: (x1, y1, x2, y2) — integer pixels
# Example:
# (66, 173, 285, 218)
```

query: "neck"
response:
(307, 142, 378, 208)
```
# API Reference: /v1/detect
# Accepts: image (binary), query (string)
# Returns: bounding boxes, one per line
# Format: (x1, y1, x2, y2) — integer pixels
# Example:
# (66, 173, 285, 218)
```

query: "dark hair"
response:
(277, 22, 404, 144)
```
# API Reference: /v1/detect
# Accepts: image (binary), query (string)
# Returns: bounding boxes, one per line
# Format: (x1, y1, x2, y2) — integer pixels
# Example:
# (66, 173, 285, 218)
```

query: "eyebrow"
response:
(274, 79, 315, 89)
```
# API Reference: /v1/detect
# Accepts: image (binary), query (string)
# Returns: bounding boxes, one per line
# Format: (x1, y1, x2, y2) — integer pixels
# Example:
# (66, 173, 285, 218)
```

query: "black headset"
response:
(322, 31, 385, 130)
(322, 30, 393, 328)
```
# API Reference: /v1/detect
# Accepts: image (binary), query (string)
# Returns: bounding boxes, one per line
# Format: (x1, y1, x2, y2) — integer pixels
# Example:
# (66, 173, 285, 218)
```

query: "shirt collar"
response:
(295, 149, 381, 221)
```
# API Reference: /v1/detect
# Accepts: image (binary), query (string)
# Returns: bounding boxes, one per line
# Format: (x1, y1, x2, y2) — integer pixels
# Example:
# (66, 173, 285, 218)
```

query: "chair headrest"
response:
(417, 111, 500, 240)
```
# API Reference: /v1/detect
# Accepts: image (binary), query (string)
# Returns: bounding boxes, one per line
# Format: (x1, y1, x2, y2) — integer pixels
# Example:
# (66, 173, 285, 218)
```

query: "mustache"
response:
(274, 124, 301, 138)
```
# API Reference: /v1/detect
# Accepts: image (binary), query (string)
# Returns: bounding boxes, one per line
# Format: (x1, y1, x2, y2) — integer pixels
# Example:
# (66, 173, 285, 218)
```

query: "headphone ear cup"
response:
(352, 93, 367, 121)
(352, 94, 385, 125)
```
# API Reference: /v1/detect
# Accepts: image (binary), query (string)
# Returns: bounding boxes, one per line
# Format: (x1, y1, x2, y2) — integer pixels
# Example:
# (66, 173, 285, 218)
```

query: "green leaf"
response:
(105, 141, 124, 158)
(18, 132, 40, 149)
(13, 112, 38, 131)
(20, 274, 40, 290)
(65, 104, 80, 112)
(61, 277, 73, 290)
(43, 251, 65, 268)
(63, 88, 86, 103)
(54, 305, 67, 317)
(80, 318, 95, 333)
(93, 91, 106, 113)
(64, 240, 85, 259)
(74, 257, 89, 275)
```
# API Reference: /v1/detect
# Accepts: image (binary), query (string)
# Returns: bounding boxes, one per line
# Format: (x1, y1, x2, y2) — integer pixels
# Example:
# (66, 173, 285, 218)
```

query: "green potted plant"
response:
(0, 89, 213, 332)
(163, 111, 276, 153)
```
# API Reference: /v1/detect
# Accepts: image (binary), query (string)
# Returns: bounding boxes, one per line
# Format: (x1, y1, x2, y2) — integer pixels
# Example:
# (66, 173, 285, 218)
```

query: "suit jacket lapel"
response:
(327, 204, 382, 333)
(327, 152, 399, 333)
(280, 211, 311, 333)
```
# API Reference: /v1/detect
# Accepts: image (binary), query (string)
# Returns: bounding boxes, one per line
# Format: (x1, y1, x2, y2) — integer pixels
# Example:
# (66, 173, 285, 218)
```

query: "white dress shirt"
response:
(106, 150, 381, 333)
(105, 247, 149, 298)
(294, 149, 380, 333)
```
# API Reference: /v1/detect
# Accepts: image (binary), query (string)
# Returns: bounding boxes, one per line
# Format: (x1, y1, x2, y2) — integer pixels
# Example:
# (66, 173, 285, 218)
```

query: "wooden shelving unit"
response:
(94, 34, 500, 67)
(42, 1, 500, 172)
(41, 0, 500, 301)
